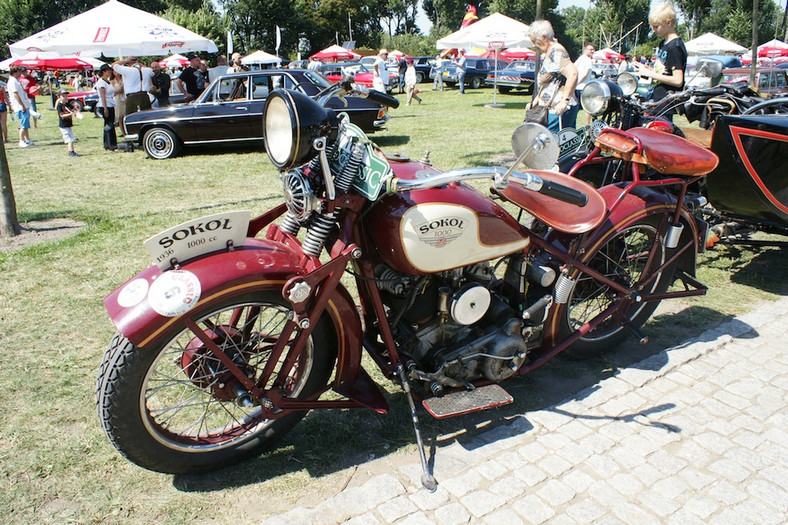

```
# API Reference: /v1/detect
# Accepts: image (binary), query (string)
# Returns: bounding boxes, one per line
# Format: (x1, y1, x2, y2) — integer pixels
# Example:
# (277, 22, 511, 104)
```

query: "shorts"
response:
(59, 127, 75, 144)
(16, 109, 30, 129)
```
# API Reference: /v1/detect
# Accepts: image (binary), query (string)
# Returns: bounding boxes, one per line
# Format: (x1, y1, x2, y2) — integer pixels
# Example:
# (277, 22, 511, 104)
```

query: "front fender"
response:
(104, 237, 364, 384)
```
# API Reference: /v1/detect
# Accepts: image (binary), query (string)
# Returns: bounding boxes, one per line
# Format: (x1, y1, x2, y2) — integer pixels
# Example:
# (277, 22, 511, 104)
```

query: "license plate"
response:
(144, 210, 251, 269)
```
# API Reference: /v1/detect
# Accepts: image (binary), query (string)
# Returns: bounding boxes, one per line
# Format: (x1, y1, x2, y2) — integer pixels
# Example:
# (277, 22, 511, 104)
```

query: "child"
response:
(55, 89, 80, 157)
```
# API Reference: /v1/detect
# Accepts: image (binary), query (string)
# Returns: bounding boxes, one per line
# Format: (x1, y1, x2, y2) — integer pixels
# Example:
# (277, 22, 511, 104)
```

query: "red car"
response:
(319, 62, 399, 92)
(67, 89, 98, 112)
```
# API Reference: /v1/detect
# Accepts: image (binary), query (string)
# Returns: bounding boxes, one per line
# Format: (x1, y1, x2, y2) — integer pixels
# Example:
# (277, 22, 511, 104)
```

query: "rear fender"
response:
(104, 237, 364, 385)
(594, 184, 701, 276)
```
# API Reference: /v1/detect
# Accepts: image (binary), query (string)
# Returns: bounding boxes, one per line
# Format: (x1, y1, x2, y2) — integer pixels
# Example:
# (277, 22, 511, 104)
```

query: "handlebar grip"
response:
(697, 87, 726, 97)
(365, 89, 400, 109)
(539, 181, 589, 207)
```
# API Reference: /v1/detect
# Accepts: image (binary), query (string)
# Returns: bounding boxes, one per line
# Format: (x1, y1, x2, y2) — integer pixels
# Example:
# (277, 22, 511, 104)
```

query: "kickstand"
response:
(397, 364, 438, 492)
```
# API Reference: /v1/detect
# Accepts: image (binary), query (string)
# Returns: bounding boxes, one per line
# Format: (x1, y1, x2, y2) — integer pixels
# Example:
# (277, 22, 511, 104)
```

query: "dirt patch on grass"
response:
(0, 218, 85, 252)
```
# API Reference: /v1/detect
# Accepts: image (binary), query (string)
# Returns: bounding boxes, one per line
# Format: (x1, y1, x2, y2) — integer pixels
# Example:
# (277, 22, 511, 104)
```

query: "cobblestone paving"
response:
(261, 297, 788, 524)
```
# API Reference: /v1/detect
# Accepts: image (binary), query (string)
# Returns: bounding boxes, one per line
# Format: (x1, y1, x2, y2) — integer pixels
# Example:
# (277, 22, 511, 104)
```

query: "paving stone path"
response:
(261, 297, 788, 524)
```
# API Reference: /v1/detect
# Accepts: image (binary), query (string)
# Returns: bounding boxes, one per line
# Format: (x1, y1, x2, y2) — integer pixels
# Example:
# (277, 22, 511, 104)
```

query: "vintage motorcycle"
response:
(96, 79, 718, 489)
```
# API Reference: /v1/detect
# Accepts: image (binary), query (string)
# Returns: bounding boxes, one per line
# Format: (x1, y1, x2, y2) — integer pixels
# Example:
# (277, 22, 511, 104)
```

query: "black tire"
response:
(499, 87, 512, 94)
(70, 99, 84, 112)
(96, 291, 337, 474)
(142, 127, 180, 160)
(94, 105, 104, 119)
(415, 72, 424, 83)
(470, 77, 482, 89)
(557, 216, 677, 359)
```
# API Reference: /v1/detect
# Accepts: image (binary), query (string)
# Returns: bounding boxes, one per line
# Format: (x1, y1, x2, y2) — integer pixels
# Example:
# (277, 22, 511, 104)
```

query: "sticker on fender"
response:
(148, 270, 202, 317)
(144, 211, 251, 270)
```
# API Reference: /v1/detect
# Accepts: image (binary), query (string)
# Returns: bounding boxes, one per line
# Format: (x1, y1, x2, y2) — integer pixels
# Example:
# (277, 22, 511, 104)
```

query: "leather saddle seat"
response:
(595, 126, 719, 176)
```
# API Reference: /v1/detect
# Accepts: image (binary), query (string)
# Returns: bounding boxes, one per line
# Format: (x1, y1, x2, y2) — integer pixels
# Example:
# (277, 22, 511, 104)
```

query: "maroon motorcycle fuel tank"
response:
(367, 159, 529, 275)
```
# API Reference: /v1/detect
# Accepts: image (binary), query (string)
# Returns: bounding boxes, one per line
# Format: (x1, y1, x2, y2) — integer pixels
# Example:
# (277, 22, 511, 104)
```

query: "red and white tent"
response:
(593, 48, 625, 61)
(309, 45, 360, 62)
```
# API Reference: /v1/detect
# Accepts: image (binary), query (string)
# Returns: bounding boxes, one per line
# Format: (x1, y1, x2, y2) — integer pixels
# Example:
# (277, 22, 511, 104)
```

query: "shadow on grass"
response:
(372, 135, 411, 147)
(172, 301, 735, 493)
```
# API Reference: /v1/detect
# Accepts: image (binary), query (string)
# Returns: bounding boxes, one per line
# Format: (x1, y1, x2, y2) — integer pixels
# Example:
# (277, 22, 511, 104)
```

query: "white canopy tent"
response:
(241, 50, 282, 66)
(436, 12, 531, 50)
(9, 0, 218, 58)
(685, 33, 746, 56)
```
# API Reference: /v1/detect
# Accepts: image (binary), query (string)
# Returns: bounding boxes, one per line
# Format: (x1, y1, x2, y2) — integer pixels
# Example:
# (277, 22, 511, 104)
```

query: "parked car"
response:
(722, 67, 788, 99)
(320, 62, 399, 92)
(67, 89, 98, 113)
(120, 70, 390, 160)
(441, 58, 507, 89)
(591, 63, 619, 80)
(410, 56, 436, 83)
(484, 60, 535, 93)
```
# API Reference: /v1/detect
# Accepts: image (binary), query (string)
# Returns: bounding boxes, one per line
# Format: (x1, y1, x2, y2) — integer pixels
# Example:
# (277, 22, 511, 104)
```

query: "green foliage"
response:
(159, 2, 228, 58)
(422, 0, 471, 32)
(701, 0, 780, 46)
(380, 34, 440, 56)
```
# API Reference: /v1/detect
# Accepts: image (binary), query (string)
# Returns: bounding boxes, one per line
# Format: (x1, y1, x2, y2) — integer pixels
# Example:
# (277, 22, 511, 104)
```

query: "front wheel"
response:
(556, 216, 677, 359)
(96, 291, 337, 473)
(470, 77, 482, 89)
(143, 127, 180, 160)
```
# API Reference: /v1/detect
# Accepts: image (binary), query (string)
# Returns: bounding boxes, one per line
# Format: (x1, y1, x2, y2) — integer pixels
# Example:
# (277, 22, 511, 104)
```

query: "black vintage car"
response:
(121, 70, 390, 160)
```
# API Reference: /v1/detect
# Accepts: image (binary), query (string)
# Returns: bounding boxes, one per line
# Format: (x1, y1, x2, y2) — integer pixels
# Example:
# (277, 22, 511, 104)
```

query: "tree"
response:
(674, 0, 713, 40)
(0, 144, 19, 238)
(160, 2, 228, 59)
(422, 0, 472, 32)
(701, 0, 779, 46)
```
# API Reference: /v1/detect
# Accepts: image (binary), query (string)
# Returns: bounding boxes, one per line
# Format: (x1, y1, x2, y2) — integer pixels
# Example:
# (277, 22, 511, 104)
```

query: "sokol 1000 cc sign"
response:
(144, 211, 251, 269)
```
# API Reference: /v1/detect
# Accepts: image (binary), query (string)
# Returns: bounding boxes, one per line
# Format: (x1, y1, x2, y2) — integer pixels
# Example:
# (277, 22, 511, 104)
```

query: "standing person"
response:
(7, 65, 34, 147)
(404, 59, 422, 106)
(632, 3, 686, 121)
(432, 54, 444, 91)
(618, 55, 630, 74)
(111, 74, 125, 125)
(95, 64, 117, 151)
(113, 56, 153, 116)
(197, 60, 210, 91)
(397, 56, 407, 94)
(149, 61, 171, 108)
(526, 19, 579, 133)
(372, 49, 390, 93)
(209, 55, 229, 83)
(454, 49, 467, 94)
(307, 57, 321, 71)
(19, 67, 41, 129)
(55, 89, 79, 157)
(0, 81, 8, 143)
(228, 52, 244, 73)
(573, 42, 595, 127)
(177, 54, 204, 102)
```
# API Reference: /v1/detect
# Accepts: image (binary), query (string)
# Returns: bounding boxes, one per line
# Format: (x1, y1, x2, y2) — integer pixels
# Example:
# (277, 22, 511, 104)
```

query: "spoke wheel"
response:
(143, 127, 180, 160)
(558, 217, 676, 359)
(96, 291, 336, 473)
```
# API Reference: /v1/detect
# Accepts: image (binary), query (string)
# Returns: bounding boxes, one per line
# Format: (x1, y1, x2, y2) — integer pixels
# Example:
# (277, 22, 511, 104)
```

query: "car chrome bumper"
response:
(124, 134, 139, 142)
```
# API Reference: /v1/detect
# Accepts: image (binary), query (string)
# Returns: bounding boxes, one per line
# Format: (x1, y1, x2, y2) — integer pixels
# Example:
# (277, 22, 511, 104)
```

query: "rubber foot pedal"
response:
(422, 384, 513, 419)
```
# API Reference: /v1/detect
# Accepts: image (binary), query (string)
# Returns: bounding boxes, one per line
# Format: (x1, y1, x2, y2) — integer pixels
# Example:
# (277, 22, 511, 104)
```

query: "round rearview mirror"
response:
(511, 123, 560, 170)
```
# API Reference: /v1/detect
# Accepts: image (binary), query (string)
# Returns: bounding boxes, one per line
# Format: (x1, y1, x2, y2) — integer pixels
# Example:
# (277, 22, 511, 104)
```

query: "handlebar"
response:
(360, 87, 400, 108)
(315, 76, 400, 109)
(387, 167, 589, 207)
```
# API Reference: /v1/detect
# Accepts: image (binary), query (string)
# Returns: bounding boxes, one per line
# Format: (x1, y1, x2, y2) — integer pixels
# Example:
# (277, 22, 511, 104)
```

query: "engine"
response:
(378, 260, 546, 393)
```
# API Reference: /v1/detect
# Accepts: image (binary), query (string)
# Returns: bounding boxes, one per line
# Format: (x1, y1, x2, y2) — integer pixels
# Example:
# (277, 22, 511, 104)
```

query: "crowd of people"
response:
(2, 3, 686, 157)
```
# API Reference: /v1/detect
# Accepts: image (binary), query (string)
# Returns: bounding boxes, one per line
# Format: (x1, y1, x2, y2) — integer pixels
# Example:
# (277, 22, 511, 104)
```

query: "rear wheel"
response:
(415, 72, 424, 83)
(96, 291, 337, 473)
(470, 77, 482, 89)
(499, 87, 512, 94)
(557, 216, 677, 359)
(143, 127, 180, 160)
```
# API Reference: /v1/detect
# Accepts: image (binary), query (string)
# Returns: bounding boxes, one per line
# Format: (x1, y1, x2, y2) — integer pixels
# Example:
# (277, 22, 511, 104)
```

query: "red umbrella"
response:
(758, 46, 788, 58)
(11, 52, 94, 71)
(500, 48, 536, 61)
(309, 44, 361, 62)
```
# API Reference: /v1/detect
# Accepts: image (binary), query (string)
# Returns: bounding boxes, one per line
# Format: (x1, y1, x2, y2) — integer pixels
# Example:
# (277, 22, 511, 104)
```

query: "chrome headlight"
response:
(581, 79, 624, 116)
(263, 89, 338, 170)
(616, 72, 638, 97)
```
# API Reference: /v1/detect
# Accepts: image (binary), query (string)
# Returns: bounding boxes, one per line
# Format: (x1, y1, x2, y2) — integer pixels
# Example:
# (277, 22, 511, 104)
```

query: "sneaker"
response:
(68, 151, 80, 157)
(18, 140, 28, 148)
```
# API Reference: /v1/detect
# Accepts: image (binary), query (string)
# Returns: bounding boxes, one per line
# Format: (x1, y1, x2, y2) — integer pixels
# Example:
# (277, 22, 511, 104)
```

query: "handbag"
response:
(524, 73, 564, 125)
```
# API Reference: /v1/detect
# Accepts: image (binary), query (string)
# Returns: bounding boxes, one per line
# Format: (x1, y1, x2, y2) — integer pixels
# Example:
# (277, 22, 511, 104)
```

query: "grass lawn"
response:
(0, 86, 785, 524)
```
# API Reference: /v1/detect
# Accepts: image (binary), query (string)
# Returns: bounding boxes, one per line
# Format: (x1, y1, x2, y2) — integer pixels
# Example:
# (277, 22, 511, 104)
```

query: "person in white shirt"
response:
(618, 55, 630, 74)
(373, 49, 390, 93)
(113, 56, 153, 116)
(208, 55, 229, 83)
(6, 66, 33, 147)
(432, 54, 444, 91)
(573, 42, 595, 127)
(95, 63, 117, 151)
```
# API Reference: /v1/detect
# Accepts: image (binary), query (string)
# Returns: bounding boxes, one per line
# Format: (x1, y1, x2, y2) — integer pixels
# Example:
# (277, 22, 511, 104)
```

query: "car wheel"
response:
(94, 105, 104, 119)
(470, 77, 482, 89)
(143, 127, 180, 160)
(70, 99, 84, 112)
(415, 72, 424, 83)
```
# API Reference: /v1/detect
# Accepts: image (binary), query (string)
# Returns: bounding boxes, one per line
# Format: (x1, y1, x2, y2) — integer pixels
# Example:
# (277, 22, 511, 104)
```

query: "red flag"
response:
(462, 5, 478, 27)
